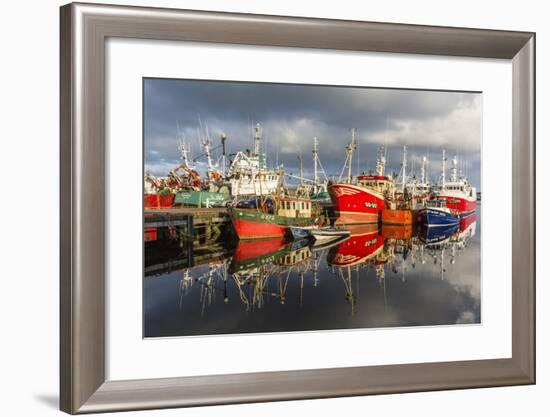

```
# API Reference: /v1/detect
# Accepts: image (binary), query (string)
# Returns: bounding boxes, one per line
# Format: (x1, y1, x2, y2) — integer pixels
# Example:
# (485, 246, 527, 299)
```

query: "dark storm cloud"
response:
(144, 78, 481, 188)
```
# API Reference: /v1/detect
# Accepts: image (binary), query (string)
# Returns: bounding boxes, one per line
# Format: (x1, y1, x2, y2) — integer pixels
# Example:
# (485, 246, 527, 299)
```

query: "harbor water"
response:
(144, 207, 481, 338)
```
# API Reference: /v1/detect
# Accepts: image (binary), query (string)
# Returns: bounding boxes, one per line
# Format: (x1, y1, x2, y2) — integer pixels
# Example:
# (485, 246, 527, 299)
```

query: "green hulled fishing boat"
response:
(230, 197, 320, 239)
(175, 189, 231, 208)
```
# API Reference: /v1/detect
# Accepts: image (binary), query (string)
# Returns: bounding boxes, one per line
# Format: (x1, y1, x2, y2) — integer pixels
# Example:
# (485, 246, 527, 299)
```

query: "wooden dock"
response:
(145, 242, 231, 277)
(144, 207, 231, 245)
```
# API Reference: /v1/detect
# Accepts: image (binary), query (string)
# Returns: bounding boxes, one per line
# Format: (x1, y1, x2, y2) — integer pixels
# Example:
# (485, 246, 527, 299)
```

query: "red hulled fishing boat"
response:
(432, 151, 477, 216)
(328, 133, 393, 225)
(144, 174, 175, 209)
(326, 224, 384, 267)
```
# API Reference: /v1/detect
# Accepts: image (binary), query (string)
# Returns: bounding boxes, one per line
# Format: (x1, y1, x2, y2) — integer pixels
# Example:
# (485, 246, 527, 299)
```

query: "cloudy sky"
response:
(144, 78, 481, 189)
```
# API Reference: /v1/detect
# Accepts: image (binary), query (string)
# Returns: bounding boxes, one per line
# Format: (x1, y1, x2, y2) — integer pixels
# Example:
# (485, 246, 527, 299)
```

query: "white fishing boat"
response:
(310, 234, 350, 251)
(191, 122, 282, 198)
(432, 150, 477, 216)
(310, 227, 351, 241)
(226, 123, 282, 197)
(407, 155, 431, 211)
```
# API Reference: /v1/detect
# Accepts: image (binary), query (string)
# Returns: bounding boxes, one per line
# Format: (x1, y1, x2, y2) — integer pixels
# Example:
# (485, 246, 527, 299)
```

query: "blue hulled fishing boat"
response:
(416, 199, 459, 227)
(417, 224, 459, 244)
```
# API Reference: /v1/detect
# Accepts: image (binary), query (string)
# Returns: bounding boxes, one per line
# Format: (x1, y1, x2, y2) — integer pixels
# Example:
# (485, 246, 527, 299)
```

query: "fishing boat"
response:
(170, 141, 231, 208)
(310, 235, 349, 251)
(458, 211, 477, 237)
(382, 146, 413, 225)
(432, 150, 477, 216)
(224, 124, 282, 197)
(143, 174, 175, 209)
(328, 132, 394, 225)
(230, 195, 321, 240)
(229, 237, 288, 272)
(310, 227, 350, 241)
(175, 190, 230, 208)
(381, 209, 413, 225)
(180, 123, 281, 199)
(143, 192, 176, 209)
(274, 239, 312, 267)
(287, 226, 315, 240)
(416, 199, 459, 227)
(381, 224, 413, 240)
(144, 227, 158, 242)
(326, 224, 384, 267)
(408, 155, 431, 211)
(417, 223, 458, 245)
(145, 140, 230, 209)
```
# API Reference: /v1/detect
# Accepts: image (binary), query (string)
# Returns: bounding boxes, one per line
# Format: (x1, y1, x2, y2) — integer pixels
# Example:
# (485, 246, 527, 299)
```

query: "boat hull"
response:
(417, 224, 459, 244)
(144, 193, 175, 209)
(230, 208, 317, 240)
(460, 211, 477, 232)
(327, 224, 383, 267)
(230, 237, 288, 272)
(288, 226, 312, 240)
(381, 224, 413, 240)
(310, 228, 350, 241)
(175, 190, 230, 208)
(144, 227, 158, 242)
(328, 183, 383, 225)
(435, 194, 477, 216)
(416, 208, 459, 227)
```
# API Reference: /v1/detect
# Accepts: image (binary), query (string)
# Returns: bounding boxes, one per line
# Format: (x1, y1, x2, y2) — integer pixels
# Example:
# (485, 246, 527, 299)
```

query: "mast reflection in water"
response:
(144, 208, 480, 337)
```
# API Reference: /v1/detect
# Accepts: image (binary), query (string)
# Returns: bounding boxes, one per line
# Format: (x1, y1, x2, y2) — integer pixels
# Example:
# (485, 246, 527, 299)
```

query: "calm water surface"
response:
(144, 207, 480, 337)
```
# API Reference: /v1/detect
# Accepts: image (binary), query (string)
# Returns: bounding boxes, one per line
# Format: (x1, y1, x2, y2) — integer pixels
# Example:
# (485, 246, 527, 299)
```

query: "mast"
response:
(313, 137, 319, 194)
(202, 138, 214, 173)
(220, 133, 227, 174)
(253, 122, 267, 169)
(178, 141, 192, 167)
(420, 156, 427, 185)
(253, 123, 261, 156)
(375, 145, 386, 176)
(401, 145, 407, 193)
(450, 155, 458, 182)
(440, 150, 447, 188)
(298, 155, 304, 188)
(346, 128, 357, 184)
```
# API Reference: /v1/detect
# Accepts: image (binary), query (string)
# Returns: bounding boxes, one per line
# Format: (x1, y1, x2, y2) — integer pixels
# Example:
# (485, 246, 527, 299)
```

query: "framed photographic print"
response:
(60, 2, 535, 414)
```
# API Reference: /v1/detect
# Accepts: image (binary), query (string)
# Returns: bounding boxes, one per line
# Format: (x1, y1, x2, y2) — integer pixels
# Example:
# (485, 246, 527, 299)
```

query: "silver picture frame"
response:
(60, 2, 535, 413)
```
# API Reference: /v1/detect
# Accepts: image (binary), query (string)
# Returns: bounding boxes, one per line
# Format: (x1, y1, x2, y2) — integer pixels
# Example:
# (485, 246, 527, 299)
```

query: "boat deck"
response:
(144, 207, 229, 228)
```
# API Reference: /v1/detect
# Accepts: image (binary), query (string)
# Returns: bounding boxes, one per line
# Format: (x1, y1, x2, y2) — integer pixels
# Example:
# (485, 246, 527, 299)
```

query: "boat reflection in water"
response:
(144, 210, 480, 337)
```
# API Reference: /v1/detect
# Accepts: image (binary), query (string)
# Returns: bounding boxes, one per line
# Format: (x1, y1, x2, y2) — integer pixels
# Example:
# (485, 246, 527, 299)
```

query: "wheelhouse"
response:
(277, 197, 313, 218)
(356, 174, 394, 194)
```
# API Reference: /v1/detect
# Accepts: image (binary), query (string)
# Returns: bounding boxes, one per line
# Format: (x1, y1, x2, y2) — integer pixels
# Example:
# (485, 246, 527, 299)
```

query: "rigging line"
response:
(316, 159, 329, 182)
(338, 161, 347, 183)
(356, 137, 360, 177)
